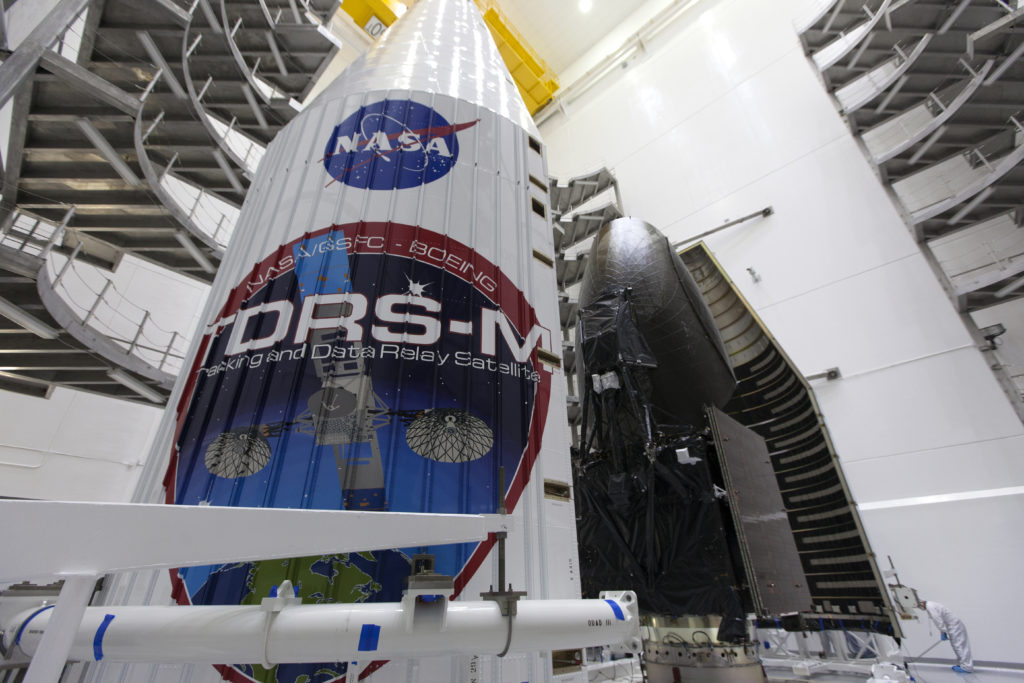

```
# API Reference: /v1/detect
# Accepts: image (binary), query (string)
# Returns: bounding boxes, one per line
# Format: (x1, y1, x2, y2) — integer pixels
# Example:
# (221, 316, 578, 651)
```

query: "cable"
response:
(496, 609, 513, 658)
(692, 629, 714, 647)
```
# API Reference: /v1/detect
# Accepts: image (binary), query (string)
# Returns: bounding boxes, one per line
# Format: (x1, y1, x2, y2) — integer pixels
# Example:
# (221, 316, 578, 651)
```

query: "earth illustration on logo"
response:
(168, 222, 551, 683)
(323, 99, 478, 190)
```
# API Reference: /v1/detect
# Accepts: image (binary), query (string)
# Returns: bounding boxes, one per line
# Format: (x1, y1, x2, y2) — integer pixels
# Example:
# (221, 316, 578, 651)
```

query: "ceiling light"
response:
(579, 0, 593, 13)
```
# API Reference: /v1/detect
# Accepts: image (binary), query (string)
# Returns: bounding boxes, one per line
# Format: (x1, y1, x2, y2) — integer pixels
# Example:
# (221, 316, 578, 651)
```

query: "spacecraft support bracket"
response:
(479, 465, 528, 656)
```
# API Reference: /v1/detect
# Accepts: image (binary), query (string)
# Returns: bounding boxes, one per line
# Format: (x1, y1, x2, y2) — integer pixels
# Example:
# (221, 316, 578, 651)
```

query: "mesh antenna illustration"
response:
(204, 427, 273, 478)
(204, 322, 494, 481)
(405, 409, 494, 463)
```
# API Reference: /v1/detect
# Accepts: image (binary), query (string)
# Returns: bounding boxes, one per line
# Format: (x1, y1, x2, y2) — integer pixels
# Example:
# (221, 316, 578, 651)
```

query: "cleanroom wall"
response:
(540, 0, 1024, 667)
(0, 387, 160, 501)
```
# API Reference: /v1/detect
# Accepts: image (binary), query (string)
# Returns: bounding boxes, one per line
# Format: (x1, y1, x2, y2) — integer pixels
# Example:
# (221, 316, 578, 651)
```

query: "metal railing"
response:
(202, 109, 267, 176)
(811, 0, 893, 71)
(48, 4, 88, 61)
(135, 76, 243, 250)
(183, 24, 275, 179)
(793, 0, 841, 35)
(159, 163, 240, 248)
(892, 112, 1024, 223)
(0, 208, 195, 379)
(45, 250, 192, 376)
(221, 0, 314, 106)
(0, 210, 67, 258)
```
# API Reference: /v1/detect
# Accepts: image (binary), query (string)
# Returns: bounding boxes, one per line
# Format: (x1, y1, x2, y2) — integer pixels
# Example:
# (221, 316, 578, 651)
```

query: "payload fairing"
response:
(120, 0, 574, 681)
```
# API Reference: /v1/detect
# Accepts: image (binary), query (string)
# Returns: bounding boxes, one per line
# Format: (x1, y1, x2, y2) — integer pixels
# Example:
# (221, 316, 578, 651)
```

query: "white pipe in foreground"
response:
(6, 592, 641, 666)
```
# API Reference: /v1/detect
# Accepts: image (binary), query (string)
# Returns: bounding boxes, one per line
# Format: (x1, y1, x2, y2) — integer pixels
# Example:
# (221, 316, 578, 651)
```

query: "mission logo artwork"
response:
(164, 222, 552, 683)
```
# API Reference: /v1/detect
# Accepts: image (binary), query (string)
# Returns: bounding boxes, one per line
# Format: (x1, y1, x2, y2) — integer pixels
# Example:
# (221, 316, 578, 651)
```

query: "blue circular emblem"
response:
(323, 99, 473, 190)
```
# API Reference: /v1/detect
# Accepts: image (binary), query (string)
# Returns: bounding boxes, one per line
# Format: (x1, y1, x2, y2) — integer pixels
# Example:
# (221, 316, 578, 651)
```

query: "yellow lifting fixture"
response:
(473, 0, 559, 115)
(339, 0, 560, 116)
(339, 0, 407, 40)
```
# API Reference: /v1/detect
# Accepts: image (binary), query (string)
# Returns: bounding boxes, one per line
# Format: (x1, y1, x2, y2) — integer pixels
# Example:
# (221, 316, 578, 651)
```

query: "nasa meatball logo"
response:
(323, 99, 478, 190)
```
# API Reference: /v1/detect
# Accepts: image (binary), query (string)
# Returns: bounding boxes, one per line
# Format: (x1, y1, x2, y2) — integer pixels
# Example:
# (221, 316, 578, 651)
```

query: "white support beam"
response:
(22, 574, 97, 683)
(154, 0, 192, 25)
(0, 296, 60, 339)
(0, 0, 89, 110)
(996, 274, 1024, 298)
(106, 368, 164, 403)
(873, 73, 908, 114)
(846, 32, 874, 70)
(0, 4, 8, 51)
(0, 500, 510, 582)
(75, 118, 143, 187)
(173, 231, 216, 273)
(985, 38, 1024, 85)
(947, 186, 995, 225)
(265, 30, 289, 75)
(907, 125, 945, 163)
(213, 149, 247, 194)
(241, 82, 270, 129)
(197, 0, 223, 32)
(136, 31, 187, 98)
(38, 51, 141, 116)
(822, 0, 845, 33)
(938, 0, 971, 34)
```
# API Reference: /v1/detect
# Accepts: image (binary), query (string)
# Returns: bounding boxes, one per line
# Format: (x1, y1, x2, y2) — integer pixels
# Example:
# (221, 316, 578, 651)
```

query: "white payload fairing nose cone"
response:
(159, 0, 570, 680)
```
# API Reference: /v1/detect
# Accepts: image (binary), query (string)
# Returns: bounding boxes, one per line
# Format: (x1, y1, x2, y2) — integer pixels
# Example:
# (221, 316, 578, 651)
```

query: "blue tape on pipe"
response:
(358, 623, 381, 651)
(13, 604, 55, 647)
(605, 599, 625, 621)
(93, 614, 115, 661)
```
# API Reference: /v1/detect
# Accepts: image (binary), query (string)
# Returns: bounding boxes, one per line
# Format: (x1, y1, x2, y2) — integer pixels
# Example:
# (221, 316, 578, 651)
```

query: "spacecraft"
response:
(573, 218, 797, 681)
(571, 217, 901, 681)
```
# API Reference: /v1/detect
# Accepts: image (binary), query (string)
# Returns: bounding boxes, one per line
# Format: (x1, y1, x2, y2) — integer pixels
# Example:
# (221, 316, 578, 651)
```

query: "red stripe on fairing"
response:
(219, 221, 539, 333)
(357, 661, 388, 680)
(163, 221, 553, 682)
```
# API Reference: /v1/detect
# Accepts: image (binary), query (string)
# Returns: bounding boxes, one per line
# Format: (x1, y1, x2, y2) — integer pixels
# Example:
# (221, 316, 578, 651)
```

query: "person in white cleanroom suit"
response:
(918, 599, 973, 673)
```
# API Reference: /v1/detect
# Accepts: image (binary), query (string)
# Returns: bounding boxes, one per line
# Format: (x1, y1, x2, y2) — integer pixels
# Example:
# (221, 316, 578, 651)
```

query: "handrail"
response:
(42, 249, 191, 383)
(5, 209, 194, 386)
(204, 110, 267, 176)
(893, 113, 1024, 224)
(219, 0, 317, 107)
(0, 210, 66, 259)
(47, 3, 88, 62)
(133, 72, 240, 253)
(812, 0, 894, 71)
(861, 59, 993, 164)
(835, 34, 933, 114)
(181, 16, 270, 178)
(793, 0, 842, 35)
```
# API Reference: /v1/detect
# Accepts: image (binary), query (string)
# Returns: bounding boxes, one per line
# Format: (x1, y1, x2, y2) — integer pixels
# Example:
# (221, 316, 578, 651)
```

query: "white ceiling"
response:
(486, 0, 654, 77)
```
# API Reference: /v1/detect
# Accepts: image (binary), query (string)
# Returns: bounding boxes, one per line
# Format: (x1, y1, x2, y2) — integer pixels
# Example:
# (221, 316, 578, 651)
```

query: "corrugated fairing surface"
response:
(147, 1, 566, 681)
